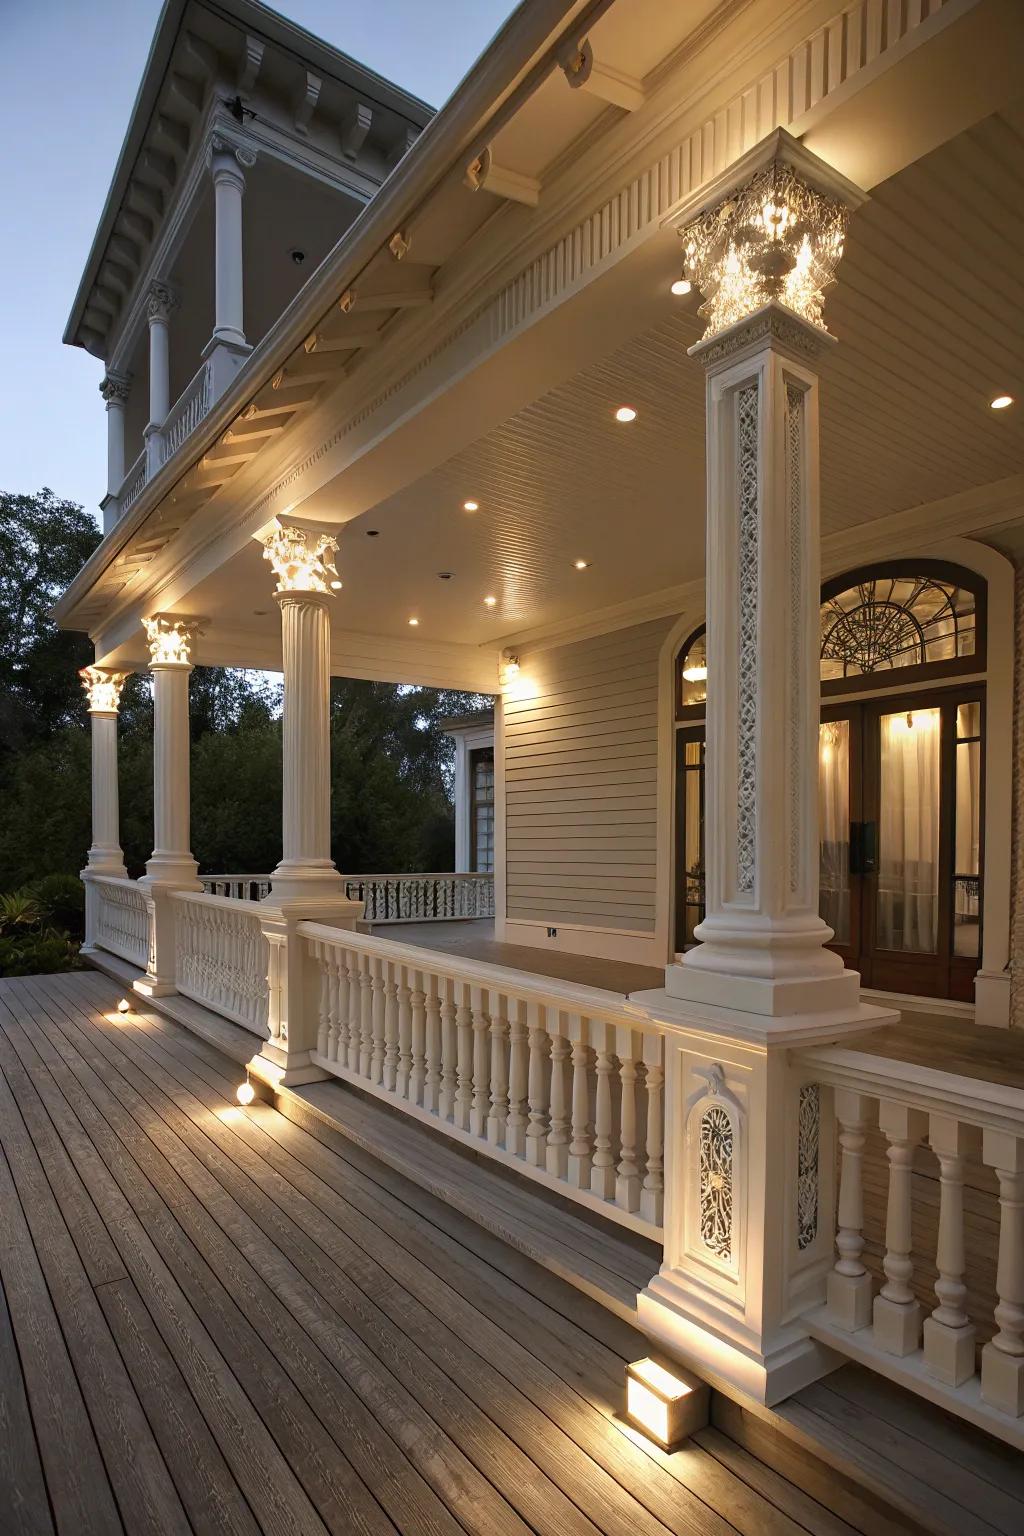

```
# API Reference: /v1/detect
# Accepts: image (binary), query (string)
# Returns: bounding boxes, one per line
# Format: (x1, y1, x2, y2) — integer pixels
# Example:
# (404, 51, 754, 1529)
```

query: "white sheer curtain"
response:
(877, 709, 940, 952)
(818, 721, 850, 944)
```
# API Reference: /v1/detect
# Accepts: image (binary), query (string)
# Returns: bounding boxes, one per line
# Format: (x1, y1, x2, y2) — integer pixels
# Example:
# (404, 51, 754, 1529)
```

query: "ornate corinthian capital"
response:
(258, 516, 341, 595)
(79, 666, 130, 712)
(142, 614, 204, 667)
(99, 372, 132, 406)
(673, 129, 865, 345)
(146, 280, 179, 323)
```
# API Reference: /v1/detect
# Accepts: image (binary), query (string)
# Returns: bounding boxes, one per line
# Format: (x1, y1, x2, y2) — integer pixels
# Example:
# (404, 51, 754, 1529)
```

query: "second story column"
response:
(144, 282, 177, 474)
(140, 615, 203, 889)
(99, 373, 131, 532)
(209, 136, 255, 350)
(79, 666, 130, 876)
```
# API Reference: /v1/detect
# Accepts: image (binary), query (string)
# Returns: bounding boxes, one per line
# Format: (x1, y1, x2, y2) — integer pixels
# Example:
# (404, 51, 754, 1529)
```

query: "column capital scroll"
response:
(671, 128, 865, 350)
(99, 372, 132, 406)
(207, 131, 257, 176)
(257, 516, 341, 595)
(146, 280, 179, 323)
(142, 613, 205, 668)
(79, 666, 130, 713)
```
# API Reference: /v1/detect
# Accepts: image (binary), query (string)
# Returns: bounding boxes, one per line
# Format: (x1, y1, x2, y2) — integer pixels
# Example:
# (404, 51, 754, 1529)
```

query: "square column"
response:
(632, 130, 896, 1406)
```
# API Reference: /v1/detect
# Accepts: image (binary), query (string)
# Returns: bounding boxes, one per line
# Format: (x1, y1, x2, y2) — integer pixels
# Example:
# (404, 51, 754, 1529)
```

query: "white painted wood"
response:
(170, 890, 269, 1033)
(828, 1089, 875, 1331)
(90, 876, 150, 970)
(982, 1131, 1024, 1417)
(345, 873, 495, 922)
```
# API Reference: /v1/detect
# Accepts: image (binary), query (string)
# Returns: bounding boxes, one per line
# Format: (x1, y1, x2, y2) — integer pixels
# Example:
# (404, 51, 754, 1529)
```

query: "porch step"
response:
(737, 1363, 1024, 1536)
(275, 1074, 662, 1323)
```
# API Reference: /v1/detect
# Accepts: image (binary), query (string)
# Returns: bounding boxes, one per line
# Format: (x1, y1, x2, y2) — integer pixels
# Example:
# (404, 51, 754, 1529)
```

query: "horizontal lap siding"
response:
(504, 617, 674, 932)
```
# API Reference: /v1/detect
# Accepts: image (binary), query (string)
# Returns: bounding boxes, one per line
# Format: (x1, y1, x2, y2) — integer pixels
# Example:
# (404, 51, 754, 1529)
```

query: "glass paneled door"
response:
(819, 687, 984, 999)
(676, 686, 984, 1000)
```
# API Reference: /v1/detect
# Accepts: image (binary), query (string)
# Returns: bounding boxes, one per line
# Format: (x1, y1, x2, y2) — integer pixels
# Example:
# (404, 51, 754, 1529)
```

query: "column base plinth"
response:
(665, 955, 861, 1018)
(265, 862, 357, 909)
(249, 1043, 328, 1090)
(873, 1294, 922, 1356)
(139, 857, 201, 890)
(923, 1316, 977, 1387)
(826, 1269, 873, 1332)
(133, 974, 178, 999)
(638, 1269, 842, 1406)
(629, 986, 897, 1046)
(82, 856, 129, 879)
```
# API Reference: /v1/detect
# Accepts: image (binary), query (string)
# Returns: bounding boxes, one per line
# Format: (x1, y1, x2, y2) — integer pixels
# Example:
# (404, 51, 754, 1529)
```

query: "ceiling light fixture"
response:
(990, 394, 1014, 410)
(574, 559, 590, 570)
(463, 499, 479, 512)
(670, 276, 692, 296)
(330, 580, 343, 590)
(484, 595, 497, 607)
(408, 617, 419, 626)
(615, 406, 637, 422)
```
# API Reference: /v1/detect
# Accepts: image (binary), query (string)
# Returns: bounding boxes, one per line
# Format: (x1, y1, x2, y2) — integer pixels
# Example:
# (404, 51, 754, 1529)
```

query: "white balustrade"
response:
(201, 874, 272, 901)
(160, 362, 211, 464)
(301, 921, 665, 1238)
(346, 872, 495, 922)
(171, 890, 269, 1035)
(92, 876, 149, 969)
(118, 447, 147, 515)
(797, 1042, 1024, 1448)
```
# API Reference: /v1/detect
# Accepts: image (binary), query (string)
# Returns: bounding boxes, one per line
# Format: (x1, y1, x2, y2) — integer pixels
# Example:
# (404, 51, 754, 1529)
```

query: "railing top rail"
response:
(117, 447, 146, 497)
(797, 1042, 1024, 1136)
(298, 918, 652, 1030)
(200, 874, 271, 882)
(348, 872, 494, 880)
(89, 874, 143, 891)
(162, 358, 209, 420)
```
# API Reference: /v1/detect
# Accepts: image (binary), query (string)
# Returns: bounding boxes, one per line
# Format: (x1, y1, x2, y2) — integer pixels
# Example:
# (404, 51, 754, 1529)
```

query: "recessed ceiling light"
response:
(990, 394, 1014, 410)
(437, 571, 454, 580)
(615, 406, 637, 422)
(670, 277, 692, 296)
(365, 528, 380, 537)
(463, 499, 479, 512)
(574, 559, 590, 570)
(408, 617, 419, 626)
(484, 595, 497, 607)
(330, 580, 343, 590)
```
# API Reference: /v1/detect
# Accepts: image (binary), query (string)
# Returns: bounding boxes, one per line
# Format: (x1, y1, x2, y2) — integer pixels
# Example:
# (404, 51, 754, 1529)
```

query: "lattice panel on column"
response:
(796, 1081, 820, 1251)
(736, 382, 760, 896)
(699, 1104, 734, 1259)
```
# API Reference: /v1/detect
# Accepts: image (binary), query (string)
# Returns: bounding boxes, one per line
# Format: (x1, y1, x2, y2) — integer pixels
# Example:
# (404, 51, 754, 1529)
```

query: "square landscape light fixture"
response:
(625, 1357, 709, 1450)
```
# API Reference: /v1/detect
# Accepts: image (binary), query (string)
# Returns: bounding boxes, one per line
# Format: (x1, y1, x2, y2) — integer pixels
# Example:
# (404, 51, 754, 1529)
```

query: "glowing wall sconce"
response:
(625, 1357, 709, 1450)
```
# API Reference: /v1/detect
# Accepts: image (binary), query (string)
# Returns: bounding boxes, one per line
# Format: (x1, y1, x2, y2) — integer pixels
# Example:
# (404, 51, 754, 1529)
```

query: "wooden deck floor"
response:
(0, 968, 881, 1536)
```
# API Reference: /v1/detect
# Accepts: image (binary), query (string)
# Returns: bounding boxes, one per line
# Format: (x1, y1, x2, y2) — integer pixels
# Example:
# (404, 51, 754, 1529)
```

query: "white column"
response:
(79, 667, 129, 877)
(144, 282, 177, 473)
(208, 136, 255, 350)
(981, 1130, 1024, 1416)
(99, 373, 131, 531)
(634, 131, 895, 1407)
(140, 615, 202, 888)
(257, 517, 360, 910)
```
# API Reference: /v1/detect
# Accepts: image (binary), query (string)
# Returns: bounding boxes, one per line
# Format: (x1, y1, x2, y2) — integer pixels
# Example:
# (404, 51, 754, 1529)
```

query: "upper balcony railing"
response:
(118, 446, 148, 516)
(161, 361, 211, 465)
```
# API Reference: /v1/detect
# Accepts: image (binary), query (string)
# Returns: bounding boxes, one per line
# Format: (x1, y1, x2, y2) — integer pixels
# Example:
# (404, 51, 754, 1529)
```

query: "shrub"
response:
(29, 872, 85, 937)
(0, 928, 82, 976)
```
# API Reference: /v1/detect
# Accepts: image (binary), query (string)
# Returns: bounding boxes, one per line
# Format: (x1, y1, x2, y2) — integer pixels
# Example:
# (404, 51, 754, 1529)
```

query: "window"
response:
(469, 748, 495, 873)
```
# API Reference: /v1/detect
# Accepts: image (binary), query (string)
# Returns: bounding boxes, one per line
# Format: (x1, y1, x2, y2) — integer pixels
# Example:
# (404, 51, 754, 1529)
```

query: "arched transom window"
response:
(676, 562, 985, 717)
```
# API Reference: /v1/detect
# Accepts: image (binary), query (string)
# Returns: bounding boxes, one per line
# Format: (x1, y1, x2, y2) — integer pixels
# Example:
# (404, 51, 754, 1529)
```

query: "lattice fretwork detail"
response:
(796, 1081, 820, 1251)
(699, 1104, 734, 1260)
(736, 382, 760, 896)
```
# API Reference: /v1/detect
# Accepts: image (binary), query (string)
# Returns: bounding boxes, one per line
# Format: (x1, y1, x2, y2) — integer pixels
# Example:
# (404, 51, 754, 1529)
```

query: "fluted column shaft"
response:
(144, 662, 199, 886)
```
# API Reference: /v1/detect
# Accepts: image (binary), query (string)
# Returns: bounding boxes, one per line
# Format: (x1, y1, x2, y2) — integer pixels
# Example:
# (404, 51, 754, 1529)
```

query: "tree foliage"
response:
(0, 489, 492, 899)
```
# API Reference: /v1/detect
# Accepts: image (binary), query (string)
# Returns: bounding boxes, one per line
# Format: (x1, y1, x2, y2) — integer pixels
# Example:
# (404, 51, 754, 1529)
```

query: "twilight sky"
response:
(0, 0, 514, 521)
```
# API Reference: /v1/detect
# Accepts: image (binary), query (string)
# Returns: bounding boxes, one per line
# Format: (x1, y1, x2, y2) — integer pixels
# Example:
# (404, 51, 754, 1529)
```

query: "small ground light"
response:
(670, 277, 692, 295)
(117, 997, 131, 1014)
(625, 1358, 709, 1450)
(990, 394, 1014, 410)
(615, 405, 637, 422)
(236, 1078, 255, 1106)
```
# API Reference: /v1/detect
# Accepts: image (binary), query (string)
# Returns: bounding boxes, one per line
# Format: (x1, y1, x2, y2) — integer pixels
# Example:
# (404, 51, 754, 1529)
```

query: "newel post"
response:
(631, 130, 896, 1405)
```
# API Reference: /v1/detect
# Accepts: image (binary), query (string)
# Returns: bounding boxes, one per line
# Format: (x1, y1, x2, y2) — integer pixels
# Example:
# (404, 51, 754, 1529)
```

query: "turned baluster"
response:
(486, 998, 510, 1147)
(641, 1036, 664, 1226)
(470, 986, 491, 1138)
(590, 1027, 617, 1199)
(346, 953, 362, 1072)
(525, 1004, 550, 1167)
(567, 1030, 593, 1189)
(396, 970, 413, 1097)
(409, 977, 427, 1106)
(357, 955, 374, 1078)
(981, 1130, 1024, 1417)
(370, 958, 386, 1085)
(422, 974, 443, 1114)
(439, 980, 458, 1121)
(325, 950, 342, 1061)
(874, 1101, 927, 1356)
(545, 1023, 572, 1179)
(827, 1089, 874, 1331)
(316, 945, 330, 1058)
(453, 982, 473, 1131)
(615, 1026, 641, 1212)
(923, 1114, 976, 1387)
(383, 973, 399, 1092)
(333, 949, 351, 1066)
(505, 1000, 529, 1157)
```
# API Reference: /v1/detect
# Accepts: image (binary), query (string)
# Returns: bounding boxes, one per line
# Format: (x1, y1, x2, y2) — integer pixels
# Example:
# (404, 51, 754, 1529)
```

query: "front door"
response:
(819, 687, 984, 1000)
(675, 685, 984, 1001)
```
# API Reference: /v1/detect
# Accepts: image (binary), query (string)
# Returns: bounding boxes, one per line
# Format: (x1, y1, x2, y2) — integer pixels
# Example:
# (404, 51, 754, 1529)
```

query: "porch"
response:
(4, 969, 1024, 1536)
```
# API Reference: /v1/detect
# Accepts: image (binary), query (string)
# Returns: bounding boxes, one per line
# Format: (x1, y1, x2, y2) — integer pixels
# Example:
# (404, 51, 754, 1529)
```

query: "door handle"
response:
(849, 822, 878, 876)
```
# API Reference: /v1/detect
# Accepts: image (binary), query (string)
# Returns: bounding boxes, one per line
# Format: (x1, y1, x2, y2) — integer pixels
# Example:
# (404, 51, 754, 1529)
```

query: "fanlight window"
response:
(820, 574, 977, 681)
(676, 565, 984, 716)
